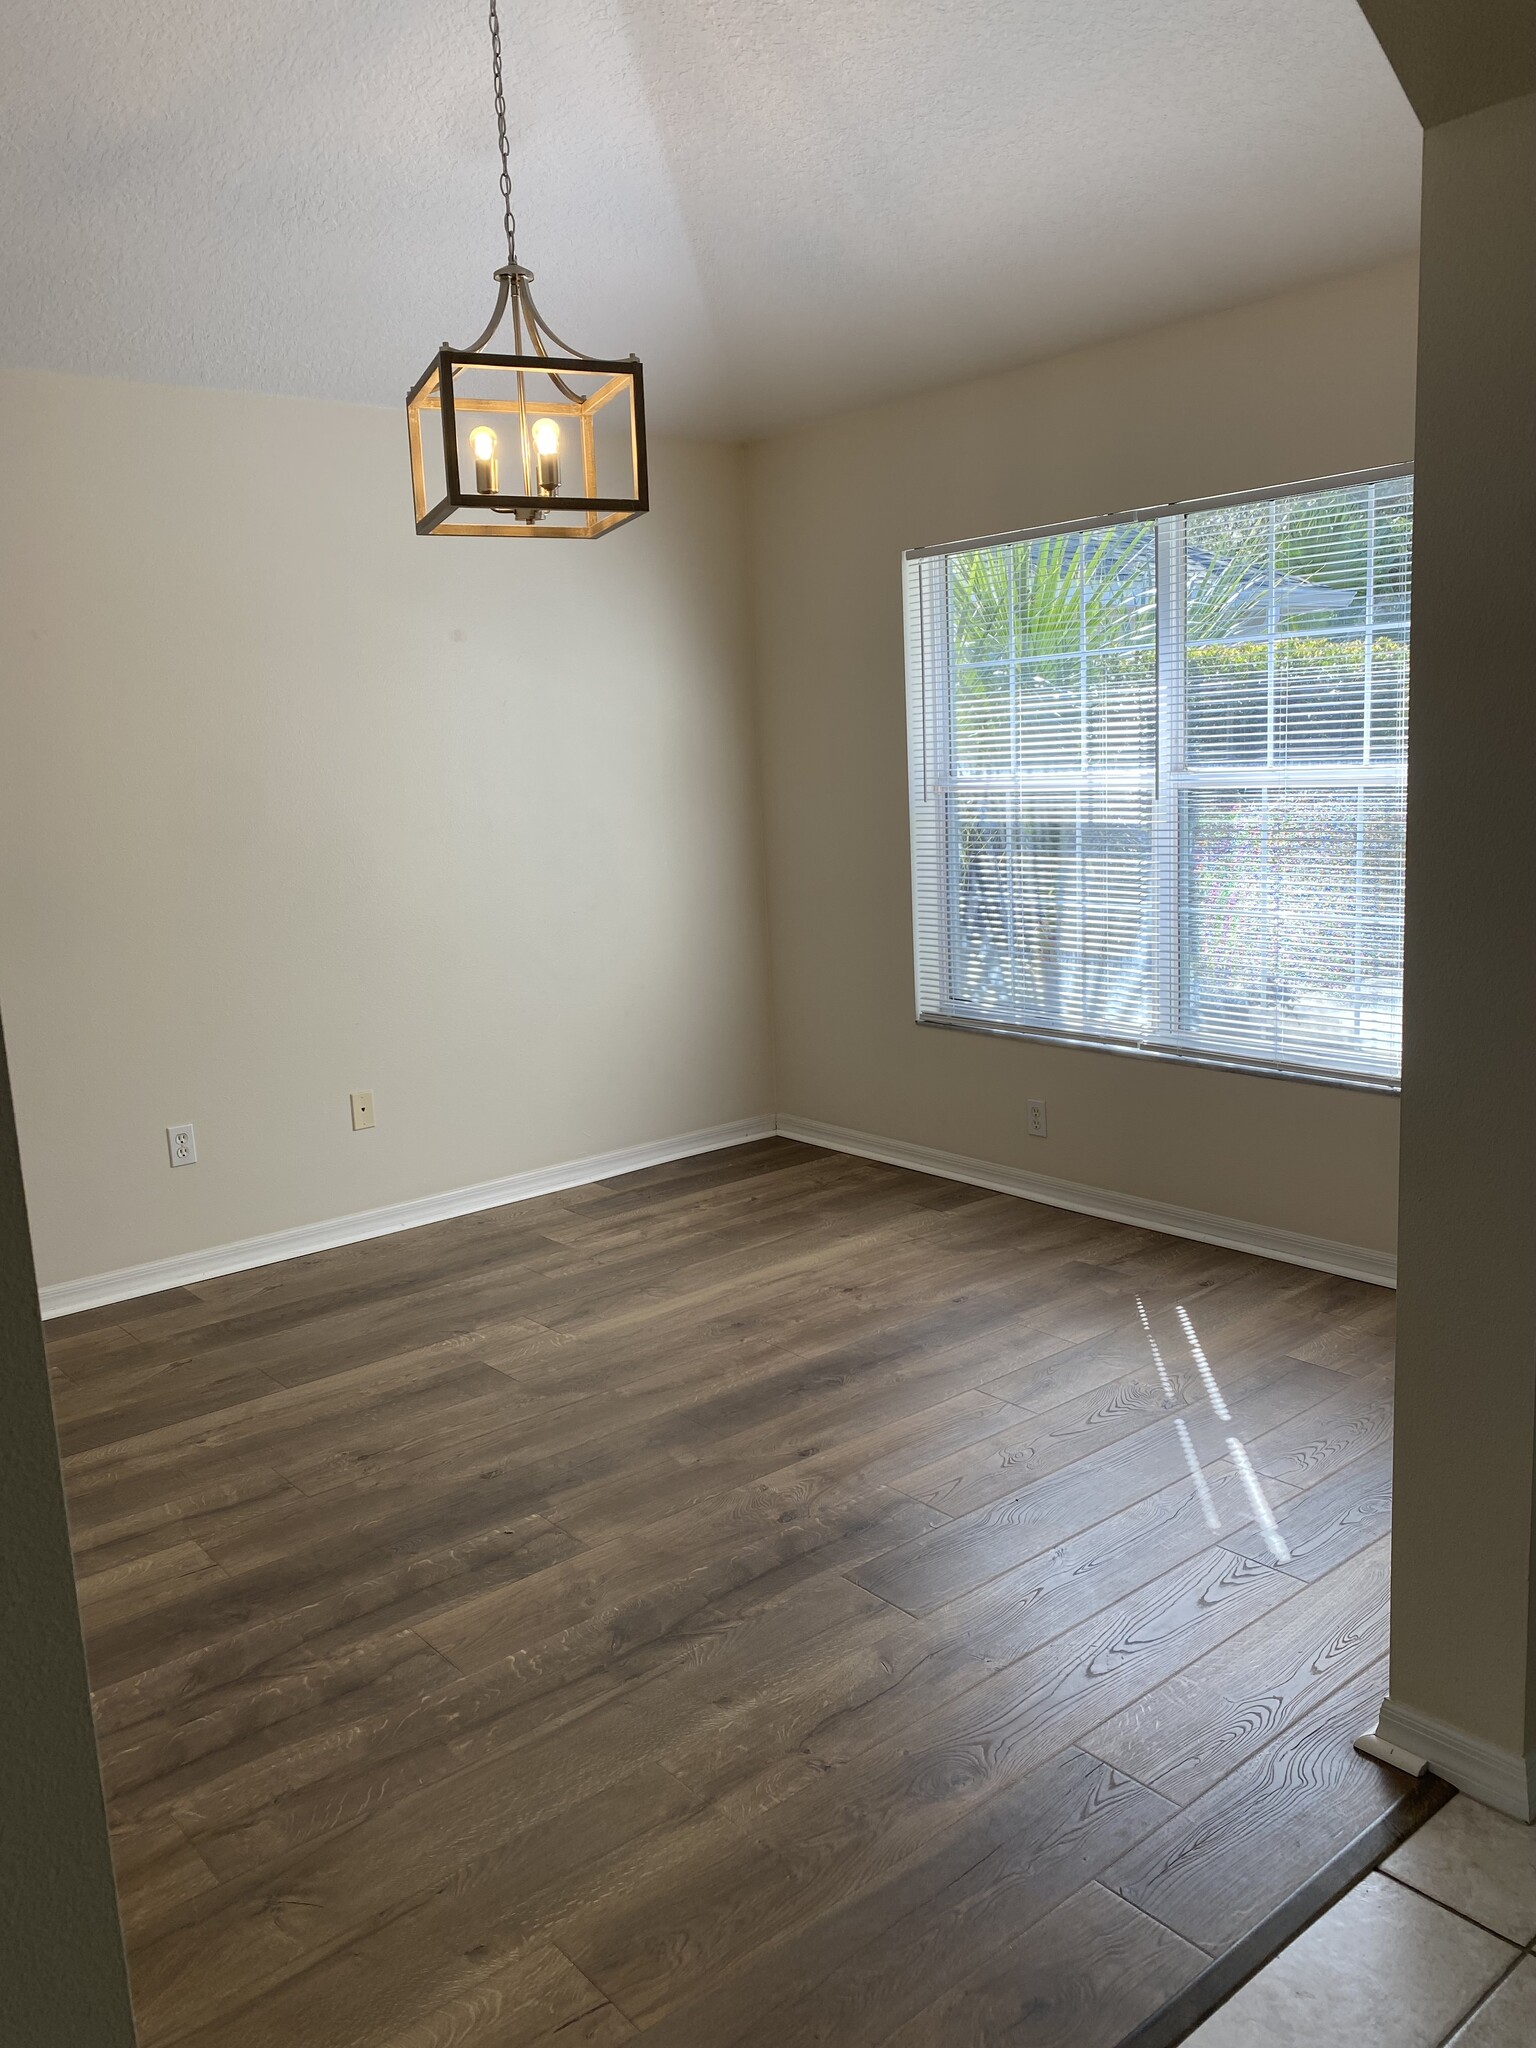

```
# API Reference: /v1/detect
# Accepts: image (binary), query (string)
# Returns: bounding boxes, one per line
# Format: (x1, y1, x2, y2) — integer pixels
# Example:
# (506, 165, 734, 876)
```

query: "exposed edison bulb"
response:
(468, 425, 498, 495)
(531, 416, 562, 496)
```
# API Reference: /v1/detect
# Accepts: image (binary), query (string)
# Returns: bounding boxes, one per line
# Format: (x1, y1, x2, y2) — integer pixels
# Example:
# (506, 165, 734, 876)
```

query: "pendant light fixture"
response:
(407, 0, 648, 539)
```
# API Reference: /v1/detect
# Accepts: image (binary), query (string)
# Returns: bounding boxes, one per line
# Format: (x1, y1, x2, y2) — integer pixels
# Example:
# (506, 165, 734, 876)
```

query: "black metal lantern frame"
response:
(407, 1, 648, 541)
(407, 262, 648, 540)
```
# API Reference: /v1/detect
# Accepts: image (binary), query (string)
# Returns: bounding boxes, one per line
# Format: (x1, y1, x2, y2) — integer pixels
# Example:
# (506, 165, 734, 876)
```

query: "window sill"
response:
(916, 1011, 1401, 1096)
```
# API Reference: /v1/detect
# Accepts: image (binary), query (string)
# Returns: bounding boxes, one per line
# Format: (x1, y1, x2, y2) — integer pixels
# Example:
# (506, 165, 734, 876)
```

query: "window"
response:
(904, 471, 1412, 1086)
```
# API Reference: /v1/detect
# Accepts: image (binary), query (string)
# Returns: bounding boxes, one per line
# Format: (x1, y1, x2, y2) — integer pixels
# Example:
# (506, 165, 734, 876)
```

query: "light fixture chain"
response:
(488, 0, 516, 264)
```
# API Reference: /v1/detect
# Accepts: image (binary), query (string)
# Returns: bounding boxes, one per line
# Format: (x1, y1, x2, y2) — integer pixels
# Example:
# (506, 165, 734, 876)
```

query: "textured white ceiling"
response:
(0, 1, 1419, 437)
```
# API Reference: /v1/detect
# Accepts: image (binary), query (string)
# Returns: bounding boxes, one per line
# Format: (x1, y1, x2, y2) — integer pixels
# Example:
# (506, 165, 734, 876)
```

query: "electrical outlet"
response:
(167, 1123, 197, 1167)
(350, 1091, 376, 1132)
(1027, 1099, 1048, 1139)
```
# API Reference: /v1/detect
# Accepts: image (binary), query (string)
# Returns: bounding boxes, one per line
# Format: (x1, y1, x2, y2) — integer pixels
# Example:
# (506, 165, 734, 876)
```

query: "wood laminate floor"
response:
(48, 1138, 1406, 2048)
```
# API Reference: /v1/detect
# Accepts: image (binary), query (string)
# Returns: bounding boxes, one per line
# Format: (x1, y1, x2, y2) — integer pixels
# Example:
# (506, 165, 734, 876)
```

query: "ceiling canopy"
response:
(0, 0, 1420, 437)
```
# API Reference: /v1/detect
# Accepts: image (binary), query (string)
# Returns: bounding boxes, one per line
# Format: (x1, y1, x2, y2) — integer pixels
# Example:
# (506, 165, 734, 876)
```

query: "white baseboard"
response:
(39, 1105, 1394, 1320)
(1367, 1696, 1536, 1821)
(776, 1114, 1396, 1288)
(37, 1115, 777, 1320)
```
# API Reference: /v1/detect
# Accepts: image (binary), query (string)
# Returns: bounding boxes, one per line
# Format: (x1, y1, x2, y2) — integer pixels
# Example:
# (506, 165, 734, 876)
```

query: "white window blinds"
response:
(905, 472, 1412, 1085)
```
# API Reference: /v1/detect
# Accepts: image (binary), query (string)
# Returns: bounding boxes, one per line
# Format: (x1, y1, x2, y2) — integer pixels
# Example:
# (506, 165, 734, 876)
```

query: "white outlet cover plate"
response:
(167, 1122, 197, 1166)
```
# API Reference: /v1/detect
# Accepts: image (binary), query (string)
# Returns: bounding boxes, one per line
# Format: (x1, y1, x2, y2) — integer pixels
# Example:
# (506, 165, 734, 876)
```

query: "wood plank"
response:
(107, 1814, 219, 1941)
(895, 1352, 1349, 1523)
(1225, 1438, 1392, 1580)
(358, 1940, 621, 2048)
(63, 1346, 551, 1487)
(69, 1463, 301, 1564)
(799, 1542, 1299, 1780)
(97, 1626, 457, 1815)
(75, 1535, 223, 1621)
(1103, 1656, 1409, 1953)
(413, 1472, 919, 1678)
(133, 1767, 701, 2046)
(880, 1882, 1206, 2048)
(1080, 1536, 1391, 1803)
(894, 1359, 1205, 1516)
(43, 1320, 154, 1375)
(978, 1259, 1341, 1413)
(851, 1352, 1328, 1617)
(1285, 1287, 1396, 1375)
(1244, 1368, 1394, 1487)
(73, 1518, 214, 1583)
(52, 1359, 288, 1458)
(82, 1503, 577, 1694)
(634, 1749, 1177, 2048)
(46, 1285, 205, 1342)
(659, 1461, 1292, 1803)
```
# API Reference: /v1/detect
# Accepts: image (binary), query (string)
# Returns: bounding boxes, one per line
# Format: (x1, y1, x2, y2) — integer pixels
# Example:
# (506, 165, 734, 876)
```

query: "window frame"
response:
(904, 464, 1412, 1096)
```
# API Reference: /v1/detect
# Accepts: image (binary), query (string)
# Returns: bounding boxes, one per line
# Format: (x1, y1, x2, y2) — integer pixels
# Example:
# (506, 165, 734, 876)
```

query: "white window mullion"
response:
(1265, 497, 1278, 770)
(1006, 544, 1019, 1017)
(905, 554, 952, 1020)
(937, 561, 961, 1010)
(1363, 484, 1377, 767)
(1153, 515, 1184, 1046)
(1354, 781, 1366, 1042)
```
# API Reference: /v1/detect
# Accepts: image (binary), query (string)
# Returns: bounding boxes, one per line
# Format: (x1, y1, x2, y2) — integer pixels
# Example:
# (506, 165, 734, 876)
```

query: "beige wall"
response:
(1383, 87, 1536, 1796)
(0, 368, 772, 1288)
(746, 259, 1419, 1256)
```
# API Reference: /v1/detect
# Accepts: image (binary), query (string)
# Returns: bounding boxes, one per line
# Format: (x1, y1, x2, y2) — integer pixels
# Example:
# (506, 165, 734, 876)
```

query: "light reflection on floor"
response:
(1138, 1293, 1292, 1564)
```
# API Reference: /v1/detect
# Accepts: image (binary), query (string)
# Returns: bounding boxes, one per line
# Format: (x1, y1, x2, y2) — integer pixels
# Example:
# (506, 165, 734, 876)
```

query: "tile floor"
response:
(1182, 1793, 1536, 2046)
